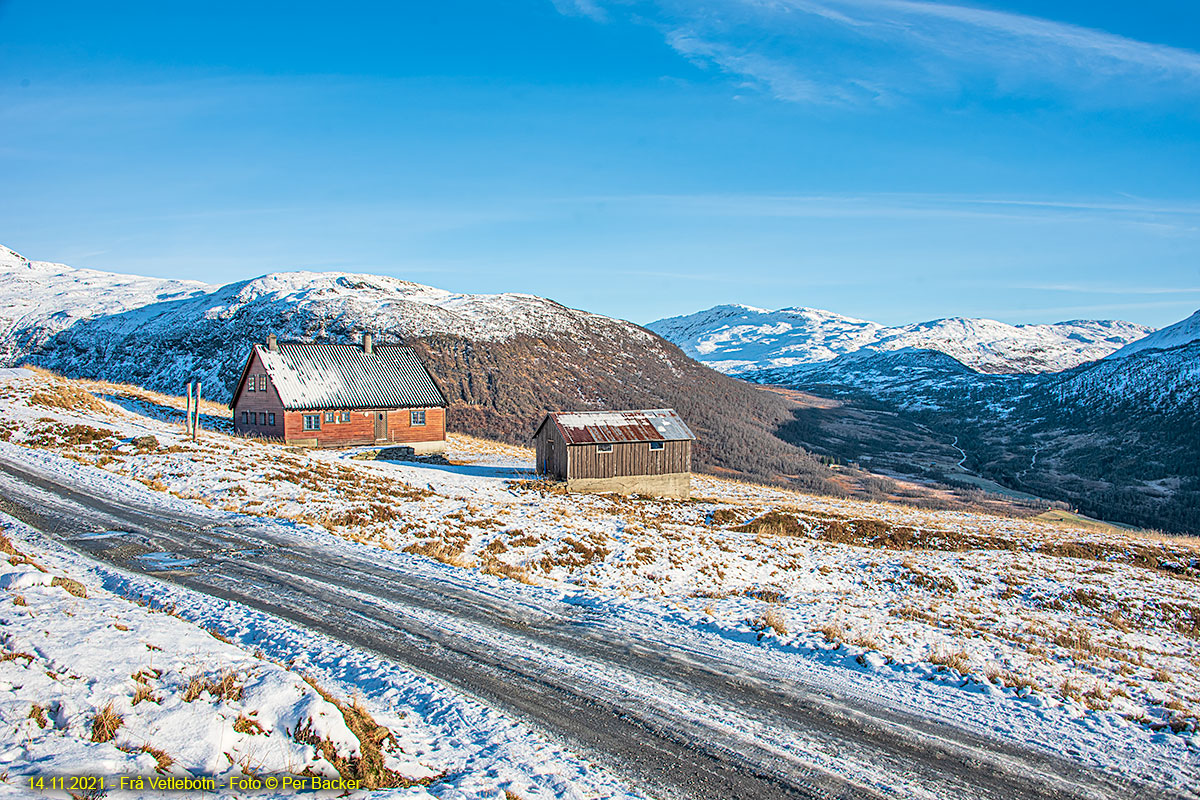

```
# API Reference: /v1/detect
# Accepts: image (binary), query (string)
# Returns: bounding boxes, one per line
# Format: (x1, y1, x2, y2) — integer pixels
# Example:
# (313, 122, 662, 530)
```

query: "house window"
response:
(339, 412, 351, 423)
(250, 412, 258, 425)
(410, 409, 426, 426)
(258, 375, 268, 391)
(241, 411, 248, 424)
(325, 411, 337, 423)
(303, 414, 321, 431)
(649, 441, 664, 451)
(246, 376, 256, 392)
(597, 443, 613, 453)
(267, 413, 276, 426)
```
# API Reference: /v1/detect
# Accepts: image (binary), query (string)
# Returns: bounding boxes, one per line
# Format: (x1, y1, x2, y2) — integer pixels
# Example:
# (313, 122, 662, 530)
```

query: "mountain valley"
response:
(654, 304, 1200, 533)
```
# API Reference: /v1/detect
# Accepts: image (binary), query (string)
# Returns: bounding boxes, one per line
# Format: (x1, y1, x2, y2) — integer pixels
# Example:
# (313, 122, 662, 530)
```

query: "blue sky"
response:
(2, 0, 1198, 327)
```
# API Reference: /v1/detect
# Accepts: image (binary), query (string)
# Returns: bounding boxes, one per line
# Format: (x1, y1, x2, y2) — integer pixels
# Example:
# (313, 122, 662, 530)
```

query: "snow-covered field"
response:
(0, 367, 1198, 795)
(0, 370, 644, 799)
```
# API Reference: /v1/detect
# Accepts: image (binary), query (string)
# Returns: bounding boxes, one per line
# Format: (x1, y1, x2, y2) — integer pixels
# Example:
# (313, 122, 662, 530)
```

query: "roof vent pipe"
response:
(362, 332, 373, 354)
(266, 333, 278, 352)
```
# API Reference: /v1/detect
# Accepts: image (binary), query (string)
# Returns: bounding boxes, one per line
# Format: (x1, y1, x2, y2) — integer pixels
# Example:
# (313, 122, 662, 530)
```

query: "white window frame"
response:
(649, 441, 664, 451)
(325, 411, 337, 424)
(303, 414, 321, 431)
(410, 409, 426, 426)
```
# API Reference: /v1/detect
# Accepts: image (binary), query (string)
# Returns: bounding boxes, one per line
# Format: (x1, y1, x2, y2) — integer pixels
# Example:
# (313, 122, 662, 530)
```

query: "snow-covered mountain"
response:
(0, 245, 836, 491)
(0, 243, 675, 395)
(1106, 308, 1200, 360)
(648, 304, 1153, 375)
(0, 244, 645, 356)
(1055, 339, 1200, 414)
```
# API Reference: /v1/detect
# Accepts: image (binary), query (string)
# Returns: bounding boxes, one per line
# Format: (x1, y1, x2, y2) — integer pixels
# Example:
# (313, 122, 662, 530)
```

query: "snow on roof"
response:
(546, 409, 696, 445)
(252, 342, 447, 411)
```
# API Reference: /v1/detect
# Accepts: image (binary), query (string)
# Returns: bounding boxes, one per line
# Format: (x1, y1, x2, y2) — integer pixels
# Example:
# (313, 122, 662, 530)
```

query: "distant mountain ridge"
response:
(733, 306, 1200, 532)
(648, 303, 1153, 375)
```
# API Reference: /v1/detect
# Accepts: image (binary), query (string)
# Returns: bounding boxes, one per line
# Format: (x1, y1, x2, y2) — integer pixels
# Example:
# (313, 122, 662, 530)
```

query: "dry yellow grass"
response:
(27, 704, 47, 729)
(816, 621, 846, 645)
(131, 684, 158, 706)
(182, 670, 243, 703)
(295, 678, 439, 790)
(90, 703, 123, 742)
(141, 743, 175, 773)
(233, 713, 265, 735)
(763, 605, 789, 636)
(930, 648, 972, 675)
(51, 576, 87, 598)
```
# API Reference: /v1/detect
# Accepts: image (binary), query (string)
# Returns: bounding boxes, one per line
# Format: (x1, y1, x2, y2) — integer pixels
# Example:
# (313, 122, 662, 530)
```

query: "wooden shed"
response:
(230, 333, 449, 451)
(532, 409, 697, 498)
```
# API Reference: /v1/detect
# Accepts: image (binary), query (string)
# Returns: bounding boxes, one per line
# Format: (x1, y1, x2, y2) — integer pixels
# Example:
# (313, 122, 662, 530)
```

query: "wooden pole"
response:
(194, 381, 202, 441)
(185, 383, 193, 436)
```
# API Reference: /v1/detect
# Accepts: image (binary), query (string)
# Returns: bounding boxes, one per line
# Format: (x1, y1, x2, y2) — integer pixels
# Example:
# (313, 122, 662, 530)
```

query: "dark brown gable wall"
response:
(232, 350, 284, 439)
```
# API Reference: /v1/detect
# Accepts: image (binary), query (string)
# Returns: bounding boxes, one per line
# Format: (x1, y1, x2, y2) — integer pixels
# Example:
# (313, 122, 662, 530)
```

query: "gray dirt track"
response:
(0, 453, 1178, 800)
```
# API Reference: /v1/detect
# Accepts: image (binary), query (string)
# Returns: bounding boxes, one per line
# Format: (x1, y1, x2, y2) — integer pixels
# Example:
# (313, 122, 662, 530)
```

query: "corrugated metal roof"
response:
(256, 343, 448, 411)
(546, 409, 696, 445)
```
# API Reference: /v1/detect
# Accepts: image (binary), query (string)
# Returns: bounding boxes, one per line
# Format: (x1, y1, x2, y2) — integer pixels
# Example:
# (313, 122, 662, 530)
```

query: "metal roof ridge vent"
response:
(266, 333, 278, 352)
(362, 331, 373, 355)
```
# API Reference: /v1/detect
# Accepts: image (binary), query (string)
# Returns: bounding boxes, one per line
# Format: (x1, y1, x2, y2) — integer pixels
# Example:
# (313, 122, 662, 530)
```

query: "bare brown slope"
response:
(409, 333, 842, 495)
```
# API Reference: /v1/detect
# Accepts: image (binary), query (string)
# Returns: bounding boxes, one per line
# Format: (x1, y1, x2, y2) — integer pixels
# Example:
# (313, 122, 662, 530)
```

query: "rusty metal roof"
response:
(543, 409, 696, 445)
(254, 342, 447, 411)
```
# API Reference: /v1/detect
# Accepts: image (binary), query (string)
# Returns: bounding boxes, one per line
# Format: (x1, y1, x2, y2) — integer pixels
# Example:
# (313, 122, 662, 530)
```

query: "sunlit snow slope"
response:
(1107, 309, 1200, 360)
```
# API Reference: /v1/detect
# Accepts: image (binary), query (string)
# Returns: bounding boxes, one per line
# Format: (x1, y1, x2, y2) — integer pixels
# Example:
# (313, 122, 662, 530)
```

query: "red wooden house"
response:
(230, 333, 449, 451)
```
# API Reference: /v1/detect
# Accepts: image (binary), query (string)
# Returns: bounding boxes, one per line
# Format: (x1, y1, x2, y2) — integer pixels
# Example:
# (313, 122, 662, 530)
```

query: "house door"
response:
(375, 412, 387, 440)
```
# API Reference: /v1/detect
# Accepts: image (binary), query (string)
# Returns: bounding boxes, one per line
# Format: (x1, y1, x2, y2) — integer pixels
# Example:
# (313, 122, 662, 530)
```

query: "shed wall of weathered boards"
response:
(567, 439, 691, 479)
(534, 423, 691, 481)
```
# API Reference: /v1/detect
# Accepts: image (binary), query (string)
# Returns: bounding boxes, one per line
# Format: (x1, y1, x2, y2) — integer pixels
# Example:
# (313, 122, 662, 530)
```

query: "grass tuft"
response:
(930, 648, 972, 675)
(233, 713, 265, 735)
(763, 605, 789, 636)
(51, 576, 87, 598)
(295, 678, 441, 790)
(141, 743, 174, 773)
(27, 704, 48, 729)
(131, 684, 159, 706)
(90, 702, 123, 743)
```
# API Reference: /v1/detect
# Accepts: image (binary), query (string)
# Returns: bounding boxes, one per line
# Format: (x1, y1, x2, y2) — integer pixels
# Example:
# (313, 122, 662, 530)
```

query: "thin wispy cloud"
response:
(573, 192, 1200, 233)
(551, 0, 608, 21)
(558, 0, 1200, 106)
(1013, 284, 1200, 296)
